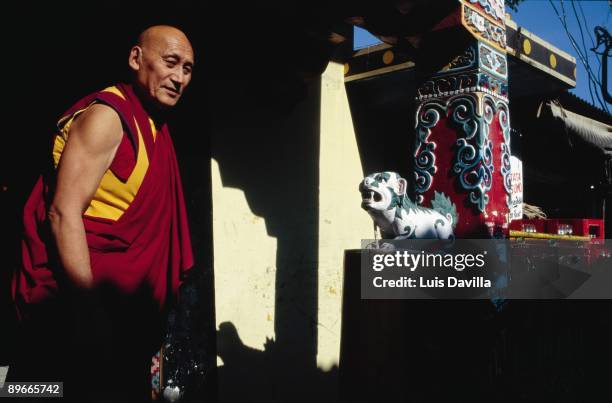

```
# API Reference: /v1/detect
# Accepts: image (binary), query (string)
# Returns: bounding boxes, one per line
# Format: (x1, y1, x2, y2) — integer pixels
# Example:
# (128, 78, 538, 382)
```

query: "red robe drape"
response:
(12, 83, 194, 321)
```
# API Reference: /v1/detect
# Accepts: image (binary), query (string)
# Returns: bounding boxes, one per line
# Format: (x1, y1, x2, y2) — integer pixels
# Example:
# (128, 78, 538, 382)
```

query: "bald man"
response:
(11, 26, 195, 402)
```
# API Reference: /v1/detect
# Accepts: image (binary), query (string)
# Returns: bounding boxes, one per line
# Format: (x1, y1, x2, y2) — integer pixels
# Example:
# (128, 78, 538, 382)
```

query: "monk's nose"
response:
(171, 72, 185, 90)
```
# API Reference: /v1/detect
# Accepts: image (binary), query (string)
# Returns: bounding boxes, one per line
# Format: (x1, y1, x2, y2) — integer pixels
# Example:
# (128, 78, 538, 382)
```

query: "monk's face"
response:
(129, 27, 194, 108)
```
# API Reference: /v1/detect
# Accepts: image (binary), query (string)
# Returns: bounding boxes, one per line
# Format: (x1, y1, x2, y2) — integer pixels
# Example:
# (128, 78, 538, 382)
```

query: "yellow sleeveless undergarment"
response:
(52, 86, 156, 221)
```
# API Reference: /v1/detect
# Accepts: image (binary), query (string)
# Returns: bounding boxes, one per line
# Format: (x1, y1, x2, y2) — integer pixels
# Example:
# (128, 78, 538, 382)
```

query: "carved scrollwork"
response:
(416, 72, 508, 101)
(497, 100, 512, 206)
(415, 94, 510, 213)
(463, 5, 507, 50)
(414, 104, 442, 195)
(417, 74, 479, 99)
(467, 0, 505, 23)
(442, 45, 478, 74)
(479, 42, 508, 79)
(452, 95, 494, 213)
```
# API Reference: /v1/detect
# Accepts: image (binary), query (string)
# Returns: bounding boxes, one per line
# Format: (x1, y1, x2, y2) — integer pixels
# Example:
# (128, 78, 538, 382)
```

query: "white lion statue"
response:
(359, 171, 457, 240)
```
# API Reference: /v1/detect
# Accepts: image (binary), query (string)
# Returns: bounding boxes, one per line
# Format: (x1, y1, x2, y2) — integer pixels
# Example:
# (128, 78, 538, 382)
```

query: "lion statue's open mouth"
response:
(360, 188, 383, 206)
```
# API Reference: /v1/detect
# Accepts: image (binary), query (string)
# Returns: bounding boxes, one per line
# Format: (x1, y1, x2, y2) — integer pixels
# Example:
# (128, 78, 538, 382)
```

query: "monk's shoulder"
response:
(69, 103, 123, 151)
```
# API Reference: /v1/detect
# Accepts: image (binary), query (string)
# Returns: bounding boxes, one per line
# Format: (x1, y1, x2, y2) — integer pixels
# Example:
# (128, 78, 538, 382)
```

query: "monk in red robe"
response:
(10, 26, 195, 402)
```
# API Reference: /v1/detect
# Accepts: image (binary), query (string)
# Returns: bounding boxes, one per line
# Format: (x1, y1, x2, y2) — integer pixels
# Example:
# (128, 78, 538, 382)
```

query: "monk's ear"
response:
(128, 46, 143, 72)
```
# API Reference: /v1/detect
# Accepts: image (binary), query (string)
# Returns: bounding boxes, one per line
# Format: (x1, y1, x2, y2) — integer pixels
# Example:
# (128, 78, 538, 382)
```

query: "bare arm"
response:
(48, 103, 123, 290)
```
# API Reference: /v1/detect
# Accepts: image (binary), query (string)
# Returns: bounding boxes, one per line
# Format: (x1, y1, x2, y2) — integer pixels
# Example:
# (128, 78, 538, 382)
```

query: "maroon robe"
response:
(11, 83, 194, 321)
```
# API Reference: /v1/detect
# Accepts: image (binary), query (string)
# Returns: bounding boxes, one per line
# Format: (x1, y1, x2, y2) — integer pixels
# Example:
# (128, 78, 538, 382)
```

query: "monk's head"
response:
(128, 25, 194, 108)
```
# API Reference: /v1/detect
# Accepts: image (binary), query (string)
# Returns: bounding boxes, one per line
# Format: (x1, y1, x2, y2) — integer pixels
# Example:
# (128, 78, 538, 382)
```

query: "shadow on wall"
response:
(217, 322, 338, 403)
(209, 74, 330, 400)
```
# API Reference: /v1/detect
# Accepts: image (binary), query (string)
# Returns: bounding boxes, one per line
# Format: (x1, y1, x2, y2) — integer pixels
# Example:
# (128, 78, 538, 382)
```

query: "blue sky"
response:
(354, 1, 611, 112)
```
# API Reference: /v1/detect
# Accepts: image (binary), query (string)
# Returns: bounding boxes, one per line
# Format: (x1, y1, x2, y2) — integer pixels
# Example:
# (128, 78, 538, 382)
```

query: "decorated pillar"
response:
(414, 0, 511, 238)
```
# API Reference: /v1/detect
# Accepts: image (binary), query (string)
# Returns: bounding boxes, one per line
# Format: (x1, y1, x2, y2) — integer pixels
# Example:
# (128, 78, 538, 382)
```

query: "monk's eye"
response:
(164, 57, 178, 68)
(183, 65, 192, 75)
